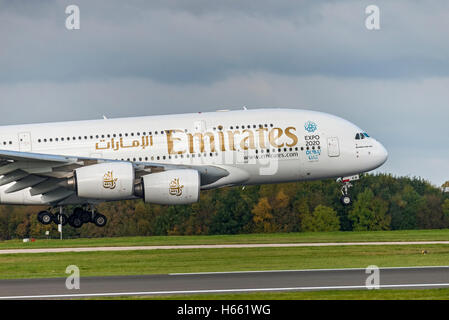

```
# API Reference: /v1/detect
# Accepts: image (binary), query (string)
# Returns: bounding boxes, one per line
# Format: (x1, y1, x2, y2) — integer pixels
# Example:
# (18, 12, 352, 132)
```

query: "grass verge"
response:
(1, 229, 449, 250)
(94, 288, 449, 300)
(1, 244, 448, 280)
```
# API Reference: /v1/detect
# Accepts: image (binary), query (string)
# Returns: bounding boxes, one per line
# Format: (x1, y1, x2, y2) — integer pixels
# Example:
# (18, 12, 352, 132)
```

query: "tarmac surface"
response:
(1, 266, 449, 299)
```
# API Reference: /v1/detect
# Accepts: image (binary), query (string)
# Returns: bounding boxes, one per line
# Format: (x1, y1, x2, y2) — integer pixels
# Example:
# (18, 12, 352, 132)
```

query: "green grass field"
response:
(97, 288, 449, 300)
(1, 244, 449, 280)
(2, 230, 449, 299)
(2, 229, 449, 250)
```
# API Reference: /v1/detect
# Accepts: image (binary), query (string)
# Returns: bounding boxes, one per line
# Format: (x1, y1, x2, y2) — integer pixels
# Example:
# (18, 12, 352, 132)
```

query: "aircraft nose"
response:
(375, 141, 388, 167)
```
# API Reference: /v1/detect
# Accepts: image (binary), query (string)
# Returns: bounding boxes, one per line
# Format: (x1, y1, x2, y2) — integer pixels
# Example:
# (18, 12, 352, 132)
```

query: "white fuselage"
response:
(0, 108, 387, 205)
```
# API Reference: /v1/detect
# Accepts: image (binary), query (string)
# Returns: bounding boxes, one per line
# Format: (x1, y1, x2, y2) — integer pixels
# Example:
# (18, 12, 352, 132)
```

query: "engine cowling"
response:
(74, 162, 135, 200)
(140, 169, 200, 205)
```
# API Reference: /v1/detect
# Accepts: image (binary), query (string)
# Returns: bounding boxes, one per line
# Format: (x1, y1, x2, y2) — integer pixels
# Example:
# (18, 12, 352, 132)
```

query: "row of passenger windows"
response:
(35, 124, 276, 143)
(1, 141, 317, 155)
(228, 124, 274, 130)
(38, 131, 157, 143)
(2, 124, 279, 146)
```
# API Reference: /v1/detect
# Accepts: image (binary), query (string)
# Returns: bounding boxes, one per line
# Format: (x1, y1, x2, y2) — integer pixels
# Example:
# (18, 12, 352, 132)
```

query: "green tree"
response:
(252, 197, 276, 233)
(348, 188, 391, 231)
(417, 195, 447, 229)
(209, 187, 254, 234)
(301, 205, 340, 232)
(442, 199, 449, 218)
(390, 185, 423, 230)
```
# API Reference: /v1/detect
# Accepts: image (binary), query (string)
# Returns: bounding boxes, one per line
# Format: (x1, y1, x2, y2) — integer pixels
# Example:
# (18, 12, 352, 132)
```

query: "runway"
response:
(1, 266, 449, 299)
(2, 241, 449, 254)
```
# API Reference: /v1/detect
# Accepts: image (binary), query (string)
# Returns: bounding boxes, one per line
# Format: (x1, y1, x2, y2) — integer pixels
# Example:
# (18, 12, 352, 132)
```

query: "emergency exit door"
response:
(18, 132, 32, 152)
(327, 137, 340, 157)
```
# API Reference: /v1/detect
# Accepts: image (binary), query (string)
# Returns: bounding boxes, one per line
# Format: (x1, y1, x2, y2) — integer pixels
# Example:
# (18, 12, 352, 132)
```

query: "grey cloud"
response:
(1, 1, 449, 186)
(1, 0, 449, 84)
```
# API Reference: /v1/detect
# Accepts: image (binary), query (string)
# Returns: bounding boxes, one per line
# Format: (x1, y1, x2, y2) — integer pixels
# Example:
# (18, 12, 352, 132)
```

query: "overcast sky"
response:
(1, 0, 448, 186)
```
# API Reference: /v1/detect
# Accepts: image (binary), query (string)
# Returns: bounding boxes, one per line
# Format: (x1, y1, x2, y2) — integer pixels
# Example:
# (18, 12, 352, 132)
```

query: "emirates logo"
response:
(169, 178, 184, 196)
(103, 171, 117, 189)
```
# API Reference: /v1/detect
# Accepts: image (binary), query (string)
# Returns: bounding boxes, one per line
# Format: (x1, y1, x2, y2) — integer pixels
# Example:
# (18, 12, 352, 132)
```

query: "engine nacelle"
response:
(140, 169, 200, 205)
(75, 162, 135, 200)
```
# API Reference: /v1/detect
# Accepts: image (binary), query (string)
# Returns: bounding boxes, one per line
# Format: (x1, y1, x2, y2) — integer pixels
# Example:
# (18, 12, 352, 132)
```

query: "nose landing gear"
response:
(337, 175, 360, 206)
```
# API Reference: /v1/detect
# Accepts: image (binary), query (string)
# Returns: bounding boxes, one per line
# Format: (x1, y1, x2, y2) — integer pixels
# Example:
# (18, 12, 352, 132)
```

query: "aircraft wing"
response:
(0, 150, 229, 205)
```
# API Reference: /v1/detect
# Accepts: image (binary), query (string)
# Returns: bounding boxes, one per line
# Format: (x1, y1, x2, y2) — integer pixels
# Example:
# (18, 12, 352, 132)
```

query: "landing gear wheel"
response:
(340, 195, 352, 206)
(68, 214, 83, 228)
(337, 175, 359, 207)
(73, 207, 92, 223)
(38, 211, 53, 225)
(73, 207, 84, 217)
(53, 214, 68, 226)
(37, 211, 46, 223)
(93, 214, 107, 227)
(80, 210, 92, 223)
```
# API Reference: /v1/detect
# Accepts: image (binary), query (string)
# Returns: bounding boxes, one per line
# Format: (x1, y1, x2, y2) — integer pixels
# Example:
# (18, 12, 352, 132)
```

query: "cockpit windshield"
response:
(355, 132, 370, 140)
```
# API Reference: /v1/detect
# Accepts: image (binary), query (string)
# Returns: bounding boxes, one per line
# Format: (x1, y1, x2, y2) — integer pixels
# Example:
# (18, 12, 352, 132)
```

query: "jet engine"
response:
(136, 169, 200, 205)
(74, 162, 135, 200)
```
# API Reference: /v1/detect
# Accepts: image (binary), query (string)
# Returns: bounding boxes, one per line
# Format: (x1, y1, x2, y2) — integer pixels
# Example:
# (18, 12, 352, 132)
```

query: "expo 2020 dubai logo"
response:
(304, 121, 318, 133)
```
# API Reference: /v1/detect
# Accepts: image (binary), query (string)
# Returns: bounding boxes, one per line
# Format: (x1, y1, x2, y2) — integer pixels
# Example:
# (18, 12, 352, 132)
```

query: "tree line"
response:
(0, 173, 449, 240)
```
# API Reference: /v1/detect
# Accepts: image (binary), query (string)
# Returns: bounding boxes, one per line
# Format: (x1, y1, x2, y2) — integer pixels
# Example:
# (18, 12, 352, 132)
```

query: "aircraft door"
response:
(194, 120, 206, 132)
(327, 137, 340, 157)
(18, 132, 32, 152)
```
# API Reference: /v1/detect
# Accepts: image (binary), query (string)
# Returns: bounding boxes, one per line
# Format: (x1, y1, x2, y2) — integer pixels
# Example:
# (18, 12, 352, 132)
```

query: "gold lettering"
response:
(169, 178, 184, 196)
(187, 133, 195, 153)
(217, 131, 226, 152)
(95, 140, 110, 150)
(240, 129, 256, 150)
(204, 132, 216, 152)
(103, 171, 117, 189)
(187, 132, 216, 153)
(256, 128, 268, 149)
(227, 130, 240, 151)
(285, 127, 298, 147)
(269, 128, 284, 148)
(166, 130, 186, 155)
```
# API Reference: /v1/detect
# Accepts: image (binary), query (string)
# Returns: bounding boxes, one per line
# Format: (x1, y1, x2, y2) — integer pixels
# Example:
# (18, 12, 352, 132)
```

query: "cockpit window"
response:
(356, 132, 370, 140)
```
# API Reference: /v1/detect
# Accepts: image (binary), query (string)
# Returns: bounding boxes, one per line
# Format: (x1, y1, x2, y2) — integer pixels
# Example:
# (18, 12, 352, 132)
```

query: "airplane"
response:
(0, 108, 388, 229)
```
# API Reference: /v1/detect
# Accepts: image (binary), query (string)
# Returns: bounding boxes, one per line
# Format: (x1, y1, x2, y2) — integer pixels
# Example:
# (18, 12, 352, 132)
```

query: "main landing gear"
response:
(37, 206, 107, 228)
(37, 210, 68, 226)
(336, 175, 360, 206)
(67, 207, 107, 228)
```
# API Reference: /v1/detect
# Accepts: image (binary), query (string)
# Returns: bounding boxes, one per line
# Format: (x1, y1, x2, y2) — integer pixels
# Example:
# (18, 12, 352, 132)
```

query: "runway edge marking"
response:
(3, 283, 449, 299)
(169, 265, 449, 275)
